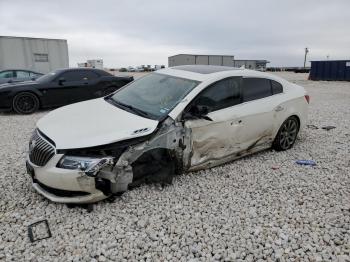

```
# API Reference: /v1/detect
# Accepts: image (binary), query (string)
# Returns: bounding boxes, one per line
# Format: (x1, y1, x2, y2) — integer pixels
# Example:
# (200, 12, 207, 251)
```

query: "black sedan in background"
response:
(0, 68, 133, 114)
(0, 69, 43, 84)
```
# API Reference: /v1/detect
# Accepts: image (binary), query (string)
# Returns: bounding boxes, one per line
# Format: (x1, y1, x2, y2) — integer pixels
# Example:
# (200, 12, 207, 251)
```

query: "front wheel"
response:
(273, 116, 300, 151)
(12, 92, 39, 114)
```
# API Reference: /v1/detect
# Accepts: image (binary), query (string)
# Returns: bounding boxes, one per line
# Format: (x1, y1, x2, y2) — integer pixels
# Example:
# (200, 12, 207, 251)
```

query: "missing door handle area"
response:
(231, 120, 242, 125)
(275, 106, 284, 112)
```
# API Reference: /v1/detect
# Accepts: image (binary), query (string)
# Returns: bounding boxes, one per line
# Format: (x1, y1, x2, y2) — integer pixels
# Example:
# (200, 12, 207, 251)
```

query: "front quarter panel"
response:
(0, 83, 45, 110)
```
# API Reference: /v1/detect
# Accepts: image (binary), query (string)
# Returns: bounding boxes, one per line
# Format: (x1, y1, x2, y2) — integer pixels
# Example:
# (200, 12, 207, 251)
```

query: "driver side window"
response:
(192, 77, 241, 113)
(59, 71, 82, 82)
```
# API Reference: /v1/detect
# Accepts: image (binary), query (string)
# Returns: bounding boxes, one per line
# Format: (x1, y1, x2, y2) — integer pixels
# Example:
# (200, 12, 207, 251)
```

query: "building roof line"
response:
(169, 54, 235, 58)
(0, 35, 67, 42)
(233, 59, 270, 62)
(168, 54, 269, 63)
(310, 60, 350, 62)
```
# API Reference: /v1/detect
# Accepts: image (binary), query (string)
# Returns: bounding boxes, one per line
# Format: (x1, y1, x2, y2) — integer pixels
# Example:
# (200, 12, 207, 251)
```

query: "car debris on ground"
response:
(322, 125, 336, 131)
(306, 124, 319, 129)
(27, 220, 52, 243)
(296, 160, 317, 166)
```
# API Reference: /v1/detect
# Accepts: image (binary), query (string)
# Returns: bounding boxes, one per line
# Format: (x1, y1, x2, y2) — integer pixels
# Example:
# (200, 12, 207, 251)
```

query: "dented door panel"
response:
(185, 94, 284, 169)
(185, 106, 246, 169)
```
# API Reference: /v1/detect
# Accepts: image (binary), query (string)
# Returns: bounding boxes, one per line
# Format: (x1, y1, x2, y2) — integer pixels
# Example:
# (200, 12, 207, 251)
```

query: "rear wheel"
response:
(273, 116, 299, 151)
(13, 92, 39, 114)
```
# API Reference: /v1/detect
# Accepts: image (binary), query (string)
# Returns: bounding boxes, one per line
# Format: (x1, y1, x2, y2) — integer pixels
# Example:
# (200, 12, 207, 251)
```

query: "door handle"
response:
(275, 105, 284, 112)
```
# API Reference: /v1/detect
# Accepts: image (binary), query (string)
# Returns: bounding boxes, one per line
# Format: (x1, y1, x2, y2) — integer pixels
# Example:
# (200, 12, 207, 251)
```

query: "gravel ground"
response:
(0, 72, 349, 261)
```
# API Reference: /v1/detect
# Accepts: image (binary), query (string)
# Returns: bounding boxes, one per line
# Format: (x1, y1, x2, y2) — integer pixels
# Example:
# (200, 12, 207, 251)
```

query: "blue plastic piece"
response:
(296, 160, 316, 166)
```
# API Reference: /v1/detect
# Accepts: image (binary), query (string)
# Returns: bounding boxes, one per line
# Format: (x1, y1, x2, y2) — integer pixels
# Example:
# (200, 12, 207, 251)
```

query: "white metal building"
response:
(232, 59, 269, 71)
(0, 36, 69, 74)
(169, 54, 235, 67)
(78, 59, 104, 69)
(168, 54, 269, 71)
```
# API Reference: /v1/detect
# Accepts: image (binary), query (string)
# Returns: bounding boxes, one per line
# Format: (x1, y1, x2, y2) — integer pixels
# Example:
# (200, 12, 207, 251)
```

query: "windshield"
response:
(108, 73, 200, 120)
(36, 71, 59, 83)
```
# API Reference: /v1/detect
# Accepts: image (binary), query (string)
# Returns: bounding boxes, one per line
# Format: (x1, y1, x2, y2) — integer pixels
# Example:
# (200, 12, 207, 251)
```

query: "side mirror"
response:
(58, 77, 66, 85)
(7, 79, 13, 83)
(183, 105, 213, 121)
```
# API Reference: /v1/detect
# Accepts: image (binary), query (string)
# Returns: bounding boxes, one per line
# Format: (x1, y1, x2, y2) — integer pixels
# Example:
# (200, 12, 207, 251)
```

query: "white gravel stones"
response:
(0, 72, 349, 261)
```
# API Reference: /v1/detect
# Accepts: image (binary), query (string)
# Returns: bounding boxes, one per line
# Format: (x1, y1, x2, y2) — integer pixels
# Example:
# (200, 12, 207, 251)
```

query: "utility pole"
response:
(304, 47, 309, 68)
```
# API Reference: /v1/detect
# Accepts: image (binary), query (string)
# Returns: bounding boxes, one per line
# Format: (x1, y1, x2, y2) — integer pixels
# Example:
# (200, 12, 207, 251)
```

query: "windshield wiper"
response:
(120, 102, 151, 118)
(106, 97, 150, 118)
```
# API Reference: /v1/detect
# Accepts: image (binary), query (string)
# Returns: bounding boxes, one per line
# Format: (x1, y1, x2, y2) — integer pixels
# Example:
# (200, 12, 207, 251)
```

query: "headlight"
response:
(57, 156, 114, 177)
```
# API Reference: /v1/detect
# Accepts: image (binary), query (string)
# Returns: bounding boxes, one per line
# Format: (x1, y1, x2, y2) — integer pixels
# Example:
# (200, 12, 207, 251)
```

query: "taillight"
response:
(304, 95, 310, 104)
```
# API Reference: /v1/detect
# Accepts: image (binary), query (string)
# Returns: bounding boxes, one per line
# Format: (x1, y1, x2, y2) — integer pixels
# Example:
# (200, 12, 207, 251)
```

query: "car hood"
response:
(37, 98, 159, 150)
(0, 80, 38, 90)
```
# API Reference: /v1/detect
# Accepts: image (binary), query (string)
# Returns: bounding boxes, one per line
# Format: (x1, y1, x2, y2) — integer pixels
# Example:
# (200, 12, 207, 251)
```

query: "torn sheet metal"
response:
(101, 117, 190, 193)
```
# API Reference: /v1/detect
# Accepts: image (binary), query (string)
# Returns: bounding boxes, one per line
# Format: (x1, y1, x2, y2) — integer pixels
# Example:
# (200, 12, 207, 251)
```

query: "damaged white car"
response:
(26, 65, 309, 203)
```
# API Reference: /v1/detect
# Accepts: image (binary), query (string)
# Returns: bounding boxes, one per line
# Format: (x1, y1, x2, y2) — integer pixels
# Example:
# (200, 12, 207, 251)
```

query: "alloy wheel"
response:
(13, 92, 39, 114)
(279, 118, 298, 150)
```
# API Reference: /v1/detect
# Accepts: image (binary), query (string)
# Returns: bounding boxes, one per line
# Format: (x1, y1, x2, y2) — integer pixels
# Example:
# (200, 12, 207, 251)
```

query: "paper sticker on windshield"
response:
(160, 108, 170, 114)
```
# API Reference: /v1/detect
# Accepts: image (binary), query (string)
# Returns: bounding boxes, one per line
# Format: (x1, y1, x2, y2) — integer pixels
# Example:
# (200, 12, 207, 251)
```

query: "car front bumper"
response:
(26, 155, 110, 204)
(0, 91, 13, 111)
(32, 182, 106, 204)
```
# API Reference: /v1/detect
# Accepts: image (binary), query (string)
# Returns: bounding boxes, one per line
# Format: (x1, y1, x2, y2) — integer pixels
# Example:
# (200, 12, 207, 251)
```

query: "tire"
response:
(272, 116, 300, 151)
(12, 92, 40, 114)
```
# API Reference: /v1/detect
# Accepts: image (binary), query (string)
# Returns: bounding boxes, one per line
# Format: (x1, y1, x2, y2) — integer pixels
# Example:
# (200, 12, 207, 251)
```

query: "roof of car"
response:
(58, 67, 102, 72)
(55, 67, 112, 76)
(0, 69, 42, 73)
(157, 65, 287, 84)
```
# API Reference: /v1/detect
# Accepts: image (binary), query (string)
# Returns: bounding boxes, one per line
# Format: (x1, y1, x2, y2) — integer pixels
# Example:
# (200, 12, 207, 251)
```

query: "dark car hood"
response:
(0, 80, 38, 90)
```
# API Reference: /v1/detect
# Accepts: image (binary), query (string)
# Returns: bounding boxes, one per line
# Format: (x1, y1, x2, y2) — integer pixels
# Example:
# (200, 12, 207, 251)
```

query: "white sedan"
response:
(26, 65, 309, 203)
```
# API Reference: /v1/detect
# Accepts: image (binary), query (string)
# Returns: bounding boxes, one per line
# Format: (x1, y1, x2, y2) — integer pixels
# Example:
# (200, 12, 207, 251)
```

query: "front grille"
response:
(29, 130, 56, 167)
(36, 181, 90, 197)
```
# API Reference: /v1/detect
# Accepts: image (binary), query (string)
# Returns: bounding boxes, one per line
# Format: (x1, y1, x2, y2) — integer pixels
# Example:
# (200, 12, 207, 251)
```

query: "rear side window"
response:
(16, 71, 31, 78)
(58, 71, 98, 82)
(271, 80, 283, 94)
(242, 78, 272, 102)
(60, 71, 83, 82)
(194, 77, 241, 112)
(0, 71, 14, 78)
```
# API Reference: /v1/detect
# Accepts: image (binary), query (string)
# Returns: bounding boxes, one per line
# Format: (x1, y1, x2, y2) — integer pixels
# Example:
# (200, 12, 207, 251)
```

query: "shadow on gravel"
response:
(0, 109, 52, 116)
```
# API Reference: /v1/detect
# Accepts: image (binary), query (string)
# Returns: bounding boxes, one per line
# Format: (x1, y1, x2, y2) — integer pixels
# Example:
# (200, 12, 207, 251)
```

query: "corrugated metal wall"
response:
(0, 36, 69, 73)
(310, 60, 350, 81)
(168, 54, 235, 67)
(168, 55, 267, 70)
